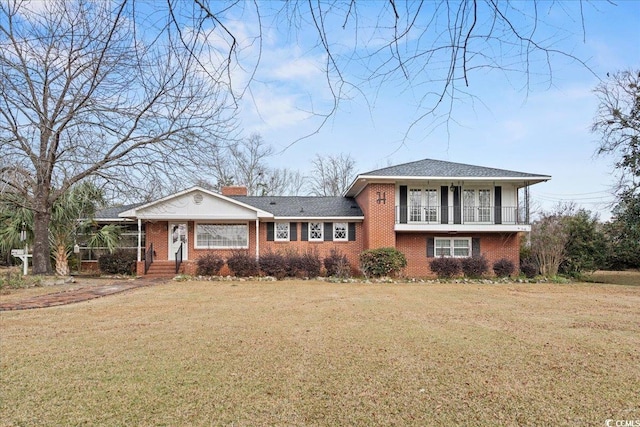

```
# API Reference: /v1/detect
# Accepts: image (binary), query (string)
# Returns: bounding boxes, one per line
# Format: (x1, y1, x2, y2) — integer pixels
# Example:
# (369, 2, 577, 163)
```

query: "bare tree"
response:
(309, 153, 356, 196)
(0, 1, 234, 274)
(181, 1, 599, 141)
(592, 69, 640, 196)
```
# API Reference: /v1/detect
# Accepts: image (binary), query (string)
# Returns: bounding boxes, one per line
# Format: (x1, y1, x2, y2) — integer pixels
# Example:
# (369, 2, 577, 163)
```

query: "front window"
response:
(309, 222, 323, 241)
(196, 223, 248, 248)
(409, 188, 438, 222)
(333, 223, 347, 241)
(435, 238, 471, 258)
(275, 222, 290, 241)
(463, 189, 491, 223)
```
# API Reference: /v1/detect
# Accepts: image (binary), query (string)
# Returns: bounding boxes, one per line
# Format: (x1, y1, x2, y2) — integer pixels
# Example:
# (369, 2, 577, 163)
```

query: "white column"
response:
(137, 218, 142, 262)
(255, 219, 260, 260)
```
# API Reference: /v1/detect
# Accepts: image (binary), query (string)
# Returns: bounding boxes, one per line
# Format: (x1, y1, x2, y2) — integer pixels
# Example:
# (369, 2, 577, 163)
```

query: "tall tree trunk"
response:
(32, 208, 53, 275)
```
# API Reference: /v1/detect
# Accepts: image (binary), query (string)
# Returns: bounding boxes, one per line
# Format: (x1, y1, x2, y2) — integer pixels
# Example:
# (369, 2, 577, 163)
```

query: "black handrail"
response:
(144, 243, 154, 274)
(175, 243, 183, 274)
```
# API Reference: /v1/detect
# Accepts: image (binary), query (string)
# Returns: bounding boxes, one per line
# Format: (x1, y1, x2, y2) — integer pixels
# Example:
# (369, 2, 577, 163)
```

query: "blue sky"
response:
(220, 1, 640, 219)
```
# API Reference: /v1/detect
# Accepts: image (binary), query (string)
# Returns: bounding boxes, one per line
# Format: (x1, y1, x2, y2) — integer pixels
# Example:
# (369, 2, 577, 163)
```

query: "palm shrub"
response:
(429, 257, 461, 279)
(196, 253, 225, 276)
(359, 247, 407, 278)
(461, 255, 489, 278)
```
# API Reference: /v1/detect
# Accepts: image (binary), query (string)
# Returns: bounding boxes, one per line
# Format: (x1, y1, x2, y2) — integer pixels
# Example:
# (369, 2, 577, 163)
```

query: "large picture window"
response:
(435, 238, 471, 258)
(195, 223, 248, 248)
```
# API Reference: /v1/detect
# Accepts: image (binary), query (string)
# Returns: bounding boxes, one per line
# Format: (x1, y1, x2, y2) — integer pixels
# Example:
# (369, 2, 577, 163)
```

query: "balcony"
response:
(395, 205, 530, 233)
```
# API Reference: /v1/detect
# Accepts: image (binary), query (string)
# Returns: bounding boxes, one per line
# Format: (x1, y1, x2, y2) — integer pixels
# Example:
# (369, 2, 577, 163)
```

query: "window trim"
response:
(434, 237, 472, 258)
(333, 222, 348, 241)
(194, 222, 249, 249)
(308, 222, 324, 241)
(274, 222, 290, 242)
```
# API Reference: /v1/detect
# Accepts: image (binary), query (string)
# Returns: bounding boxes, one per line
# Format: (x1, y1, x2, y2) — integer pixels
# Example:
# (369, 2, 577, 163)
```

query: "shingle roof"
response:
(95, 203, 143, 220)
(361, 158, 549, 178)
(231, 196, 363, 218)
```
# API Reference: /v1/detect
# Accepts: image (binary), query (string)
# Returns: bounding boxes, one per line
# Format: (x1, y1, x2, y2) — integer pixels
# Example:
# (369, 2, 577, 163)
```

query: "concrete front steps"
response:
(144, 261, 184, 278)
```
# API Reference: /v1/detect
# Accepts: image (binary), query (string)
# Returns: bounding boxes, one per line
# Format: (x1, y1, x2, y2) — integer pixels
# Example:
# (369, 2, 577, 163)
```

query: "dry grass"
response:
(584, 270, 640, 287)
(1, 280, 639, 426)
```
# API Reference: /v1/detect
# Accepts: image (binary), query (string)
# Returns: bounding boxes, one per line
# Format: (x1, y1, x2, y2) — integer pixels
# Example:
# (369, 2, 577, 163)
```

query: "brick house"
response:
(94, 158, 549, 277)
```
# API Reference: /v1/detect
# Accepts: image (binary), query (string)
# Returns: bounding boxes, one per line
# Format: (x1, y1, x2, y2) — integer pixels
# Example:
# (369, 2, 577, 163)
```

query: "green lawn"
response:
(1, 280, 639, 426)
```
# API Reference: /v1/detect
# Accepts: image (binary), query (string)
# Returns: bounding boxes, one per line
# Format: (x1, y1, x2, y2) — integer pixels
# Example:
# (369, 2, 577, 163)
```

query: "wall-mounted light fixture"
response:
(449, 183, 455, 192)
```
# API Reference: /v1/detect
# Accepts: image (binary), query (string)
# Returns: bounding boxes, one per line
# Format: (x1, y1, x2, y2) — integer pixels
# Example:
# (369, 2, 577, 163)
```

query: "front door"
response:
(169, 223, 188, 261)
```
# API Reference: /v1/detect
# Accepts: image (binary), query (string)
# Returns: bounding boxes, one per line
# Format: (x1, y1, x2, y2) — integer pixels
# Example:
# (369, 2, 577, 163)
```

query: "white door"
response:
(169, 223, 188, 260)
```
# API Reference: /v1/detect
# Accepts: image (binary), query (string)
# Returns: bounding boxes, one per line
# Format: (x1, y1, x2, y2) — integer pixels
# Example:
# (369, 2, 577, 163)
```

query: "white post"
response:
(137, 218, 142, 262)
(23, 243, 28, 276)
(255, 219, 259, 261)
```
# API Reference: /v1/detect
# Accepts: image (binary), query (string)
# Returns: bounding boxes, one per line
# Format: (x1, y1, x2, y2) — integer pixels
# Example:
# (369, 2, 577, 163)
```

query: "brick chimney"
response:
(221, 185, 248, 196)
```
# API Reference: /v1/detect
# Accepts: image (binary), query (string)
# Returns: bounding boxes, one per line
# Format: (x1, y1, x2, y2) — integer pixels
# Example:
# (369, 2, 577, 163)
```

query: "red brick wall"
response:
(142, 220, 365, 276)
(260, 222, 364, 275)
(397, 232, 521, 277)
(356, 183, 396, 249)
(221, 186, 248, 196)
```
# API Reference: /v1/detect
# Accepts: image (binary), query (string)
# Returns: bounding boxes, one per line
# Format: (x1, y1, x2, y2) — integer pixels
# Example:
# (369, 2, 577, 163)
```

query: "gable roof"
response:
(345, 158, 551, 196)
(231, 196, 363, 219)
(118, 187, 273, 220)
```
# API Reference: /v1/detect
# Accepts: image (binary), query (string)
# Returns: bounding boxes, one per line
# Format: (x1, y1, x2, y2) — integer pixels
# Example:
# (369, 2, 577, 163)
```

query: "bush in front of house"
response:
(520, 258, 538, 278)
(461, 255, 489, 279)
(359, 247, 407, 278)
(226, 251, 259, 277)
(324, 248, 351, 278)
(429, 256, 461, 279)
(493, 258, 515, 278)
(196, 253, 224, 276)
(98, 250, 136, 275)
(259, 251, 288, 280)
(288, 249, 322, 278)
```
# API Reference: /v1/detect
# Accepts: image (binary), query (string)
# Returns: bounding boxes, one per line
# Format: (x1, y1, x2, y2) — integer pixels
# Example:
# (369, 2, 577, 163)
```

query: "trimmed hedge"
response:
(324, 248, 351, 278)
(259, 251, 288, 280)
(359, 247, 407, 278)
(520, 258, 538, 278)
(429, 257, 461, 279)
(98, 250, 136, 275)
(461, 255, 489, 279)
(227, 251, 259, 277)
(493, 258, 515, 278)
(196, 253, 225, 276)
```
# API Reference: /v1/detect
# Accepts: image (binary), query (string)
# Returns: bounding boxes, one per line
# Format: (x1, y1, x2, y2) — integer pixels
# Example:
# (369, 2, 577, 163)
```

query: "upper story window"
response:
(275, 222, 290, 241)
(463, 189, 491, 222)
(309, 222, 323, 241)
(409, 187, 438, 222)
(333, 223, 347, 241)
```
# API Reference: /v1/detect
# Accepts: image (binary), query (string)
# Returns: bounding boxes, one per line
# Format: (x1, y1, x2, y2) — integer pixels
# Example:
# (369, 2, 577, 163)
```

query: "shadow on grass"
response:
(583, 270, 640, 286)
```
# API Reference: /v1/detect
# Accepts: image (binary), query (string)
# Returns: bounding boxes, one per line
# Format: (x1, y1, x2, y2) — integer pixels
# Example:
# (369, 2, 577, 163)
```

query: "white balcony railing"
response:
(395, 205, 527, 225)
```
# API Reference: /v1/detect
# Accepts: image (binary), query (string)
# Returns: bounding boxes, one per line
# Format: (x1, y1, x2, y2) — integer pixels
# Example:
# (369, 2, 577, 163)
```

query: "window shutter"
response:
(494, 186, 502, 224)
(399, 185, 408, 224)
(427, 237, 435, 257)
(440, 186, 449, 224)
(301, 222, 308, 241)
(324, 222, 333, 241)
(348, 223, 356, 241)
(290, 222, 297, 241)
(453, 187, 461, 224)
(472, 238, 481, 256)
(266, 223, 274, 241)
